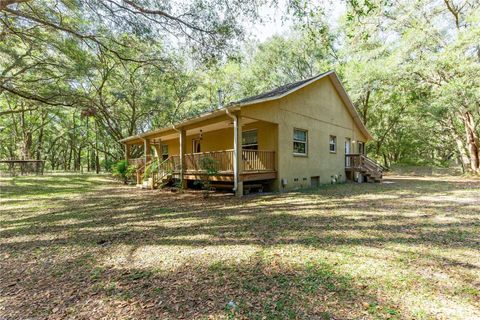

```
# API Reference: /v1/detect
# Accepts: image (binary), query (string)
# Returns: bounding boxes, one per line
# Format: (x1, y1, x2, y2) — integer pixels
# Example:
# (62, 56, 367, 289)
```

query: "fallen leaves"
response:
(0, 174, 479, 319)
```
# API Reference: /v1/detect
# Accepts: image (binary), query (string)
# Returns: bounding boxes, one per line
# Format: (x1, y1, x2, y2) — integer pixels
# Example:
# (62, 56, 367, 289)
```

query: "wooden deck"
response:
(129, 149, 276, 184)
(345, 154, 383, 182)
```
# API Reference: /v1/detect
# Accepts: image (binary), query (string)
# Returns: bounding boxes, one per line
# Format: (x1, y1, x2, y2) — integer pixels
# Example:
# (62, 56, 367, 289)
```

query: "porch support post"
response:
(234, 113, 243, 196)
(179, 128, 187, 188)
(153, 140, 162, 161)
(124, 144, 131, 163)
(144, 138, 152, 164)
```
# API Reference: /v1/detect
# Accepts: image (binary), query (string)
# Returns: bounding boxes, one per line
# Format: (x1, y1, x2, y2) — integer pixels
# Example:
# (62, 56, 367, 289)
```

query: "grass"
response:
(1, 174, 479, 319)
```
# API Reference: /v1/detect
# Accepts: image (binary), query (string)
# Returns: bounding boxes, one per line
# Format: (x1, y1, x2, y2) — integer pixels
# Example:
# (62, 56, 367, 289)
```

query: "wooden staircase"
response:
(136, 156, 178, 189)
(345, 154, 384, 183)
(153, 156, 177, 188)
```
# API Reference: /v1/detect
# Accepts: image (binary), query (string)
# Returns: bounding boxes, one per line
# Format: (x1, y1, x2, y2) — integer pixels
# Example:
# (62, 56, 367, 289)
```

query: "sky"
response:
(248, 0, 347, 41)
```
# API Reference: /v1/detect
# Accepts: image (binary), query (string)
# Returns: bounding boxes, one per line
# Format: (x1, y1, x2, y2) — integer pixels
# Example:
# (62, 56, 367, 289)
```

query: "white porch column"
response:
(179, 128, 187, 188)
(234, 113, 243, 197)
(153, 139, 162, 161)
(143, 138, 152, 164)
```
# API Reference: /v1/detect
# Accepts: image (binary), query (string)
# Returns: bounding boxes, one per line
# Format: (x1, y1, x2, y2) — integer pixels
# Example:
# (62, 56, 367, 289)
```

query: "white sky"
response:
(248, 0, 347, 41)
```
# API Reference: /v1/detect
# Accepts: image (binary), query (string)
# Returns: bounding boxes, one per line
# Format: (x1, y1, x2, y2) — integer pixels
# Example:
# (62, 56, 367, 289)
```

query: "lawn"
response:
(1, 174, 479, 319)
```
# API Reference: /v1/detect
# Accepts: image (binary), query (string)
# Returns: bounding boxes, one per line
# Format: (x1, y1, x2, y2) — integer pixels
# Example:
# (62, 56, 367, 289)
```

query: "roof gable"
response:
(235, 71, 332, 105)
(233, 71, 372, 140)
(120, 70, 372, 143)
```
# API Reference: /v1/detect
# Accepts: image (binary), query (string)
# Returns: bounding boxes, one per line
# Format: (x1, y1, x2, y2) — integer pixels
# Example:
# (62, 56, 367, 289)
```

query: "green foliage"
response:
(194, 156, 218, 198)
(102, 158, 115, 172)
(112, 160, 135, 184)
(1, 0, 478, 173)
(143, 160, 159, 182)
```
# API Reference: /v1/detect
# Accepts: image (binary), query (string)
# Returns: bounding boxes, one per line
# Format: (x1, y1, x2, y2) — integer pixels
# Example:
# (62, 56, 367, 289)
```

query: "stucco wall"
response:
(158, 120, 277, 156)
(241, 76, 367, 191)
(149, 76, 367, 192)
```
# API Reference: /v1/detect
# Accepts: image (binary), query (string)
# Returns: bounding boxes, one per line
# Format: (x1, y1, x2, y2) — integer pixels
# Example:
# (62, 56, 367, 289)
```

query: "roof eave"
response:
(327, 73, 373, 141)
(119, 105, 241, 144)
(234, 70, 335, 108)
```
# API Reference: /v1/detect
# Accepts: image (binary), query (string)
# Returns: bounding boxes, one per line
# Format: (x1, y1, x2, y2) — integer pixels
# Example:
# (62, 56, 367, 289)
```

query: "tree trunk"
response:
(19, 106, 32, 160)
(361, 88, 371, 126)
(67, 146, 73, 170)
(95, 120, 100, 173)
(462, 111, 479, 173)
(447, 115, 470, 173)
(36, 123, 44, 173)
(382, 152, 389, 168)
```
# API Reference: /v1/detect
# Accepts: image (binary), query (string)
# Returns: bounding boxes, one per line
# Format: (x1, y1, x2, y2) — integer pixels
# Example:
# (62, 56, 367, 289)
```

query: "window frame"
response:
(242, 129, 259, 150)
(329, 135, 337, 154)
(358, 141, 365, 155)
(192, 139, 201, 153)
(293, 128, 308, 156)
(161, 144, 169, 161)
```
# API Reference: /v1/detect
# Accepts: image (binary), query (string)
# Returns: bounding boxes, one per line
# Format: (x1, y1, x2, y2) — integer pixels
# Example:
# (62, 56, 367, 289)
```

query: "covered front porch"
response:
(122, 111, 278, 196)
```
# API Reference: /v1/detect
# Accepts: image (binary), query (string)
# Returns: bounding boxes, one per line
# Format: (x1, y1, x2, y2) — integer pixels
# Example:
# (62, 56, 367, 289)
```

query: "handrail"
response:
(242, 149, 275, 171)
(345, 154, 384, 176)
(169, 150, 276, 173)
(360, 154, 387, 171)
(128, 157, 145, 168)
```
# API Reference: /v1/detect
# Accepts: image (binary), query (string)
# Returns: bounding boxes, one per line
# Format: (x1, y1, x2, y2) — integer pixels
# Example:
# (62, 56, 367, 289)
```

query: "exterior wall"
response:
(186, 128, 233, 153)
(158, 120, 277, 157)
(135, 76, 368, 193)
(243, 121, 277, 152)
(241, 76, 367, 191)
(160, 138, 179, 158)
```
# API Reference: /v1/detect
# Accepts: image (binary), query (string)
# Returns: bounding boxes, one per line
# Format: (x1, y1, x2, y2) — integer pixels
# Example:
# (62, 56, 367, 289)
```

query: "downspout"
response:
(172, 123, 183, 184)
(171, 123, 181, 134)
(225, 108, 238, 193)
(141, 137, 147, 163)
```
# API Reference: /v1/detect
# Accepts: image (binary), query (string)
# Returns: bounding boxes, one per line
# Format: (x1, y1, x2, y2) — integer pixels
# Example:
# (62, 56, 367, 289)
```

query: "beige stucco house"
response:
(120, 70, 383, 196)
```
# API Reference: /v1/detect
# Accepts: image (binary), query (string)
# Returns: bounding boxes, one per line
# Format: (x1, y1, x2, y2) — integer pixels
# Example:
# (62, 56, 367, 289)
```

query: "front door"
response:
(192, 139, 201, 153)
(345, 138, 351, 167)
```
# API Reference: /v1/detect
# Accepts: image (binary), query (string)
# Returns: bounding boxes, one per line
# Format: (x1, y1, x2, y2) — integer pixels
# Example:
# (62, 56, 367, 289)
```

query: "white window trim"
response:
(329, 135, 337, 153)
(242, 129, 258, 149)
(293, 128, 308, 156)
(161, 144, 168, 155)
(358, 141, 365, 154)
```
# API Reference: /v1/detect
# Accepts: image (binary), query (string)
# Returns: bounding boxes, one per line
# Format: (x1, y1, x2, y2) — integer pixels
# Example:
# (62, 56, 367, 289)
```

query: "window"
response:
(161, 144, 168, 161)
(358, 142, 365, 155)
(242, 130, 258, 150)
(329, 135, 337, 153)
(192, 139, 201, 153)
(293, 129, 308, 155)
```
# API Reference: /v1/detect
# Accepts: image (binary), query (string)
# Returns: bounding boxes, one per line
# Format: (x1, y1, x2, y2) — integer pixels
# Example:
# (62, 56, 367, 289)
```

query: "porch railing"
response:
(128, 158, 145, 168)
(184, 150, 235, 172)
(345, 154, 384, 176)
(242, 149, 275, 171)
(168, 149, 275, 173)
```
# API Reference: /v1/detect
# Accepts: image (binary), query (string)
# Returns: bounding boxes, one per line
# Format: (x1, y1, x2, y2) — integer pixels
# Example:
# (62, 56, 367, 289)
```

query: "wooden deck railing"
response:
(184, 150, 235, 172)
(128, 158, 145, 168)
(167, 149, 275, 173)
(345, 154, 383, 176)
(242, 149, 275, 171)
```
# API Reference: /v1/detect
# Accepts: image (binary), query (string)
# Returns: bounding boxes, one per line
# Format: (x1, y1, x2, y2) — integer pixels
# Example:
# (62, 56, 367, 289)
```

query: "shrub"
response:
(194, 156, 218, 198)
(112, 160, 135, 184)
(143, 159, 159, 181)
(102, 158, 115, 172)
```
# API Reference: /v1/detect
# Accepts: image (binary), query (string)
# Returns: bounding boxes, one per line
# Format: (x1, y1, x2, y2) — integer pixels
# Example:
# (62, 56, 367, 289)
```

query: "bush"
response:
(102, 158, 115, 172)
(194, 156, 218, 198)
(112, 160, 135, 184)
(144, 159, 159, 181)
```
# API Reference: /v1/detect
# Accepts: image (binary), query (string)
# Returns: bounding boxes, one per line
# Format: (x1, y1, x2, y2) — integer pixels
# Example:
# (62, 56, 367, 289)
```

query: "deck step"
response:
(346, 154, 384, 183)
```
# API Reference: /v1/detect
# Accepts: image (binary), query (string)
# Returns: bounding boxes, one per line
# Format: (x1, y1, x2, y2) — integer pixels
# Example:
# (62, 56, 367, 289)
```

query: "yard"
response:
(1, 174, 479, 319)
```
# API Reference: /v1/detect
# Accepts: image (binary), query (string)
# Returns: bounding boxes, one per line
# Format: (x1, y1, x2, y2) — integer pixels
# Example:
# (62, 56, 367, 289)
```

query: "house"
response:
(120, 70, 383, 196)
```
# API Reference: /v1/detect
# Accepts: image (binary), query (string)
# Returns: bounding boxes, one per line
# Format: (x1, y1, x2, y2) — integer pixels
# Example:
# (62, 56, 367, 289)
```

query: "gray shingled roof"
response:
(235, 71, 332, 105)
